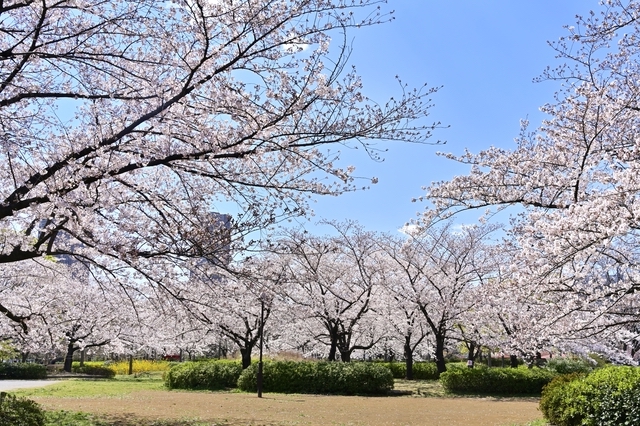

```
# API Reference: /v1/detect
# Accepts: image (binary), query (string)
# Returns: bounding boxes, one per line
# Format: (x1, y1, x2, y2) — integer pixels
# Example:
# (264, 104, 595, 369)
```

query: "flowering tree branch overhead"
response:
(424, 0, 640, 337)
(0, 2, 441, 278)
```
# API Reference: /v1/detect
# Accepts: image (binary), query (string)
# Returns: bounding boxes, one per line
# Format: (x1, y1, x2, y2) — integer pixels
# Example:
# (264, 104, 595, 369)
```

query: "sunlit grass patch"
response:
(45, 410, 219, 426)
(13, 375, 166, 399)
(393, 379, 448, 397)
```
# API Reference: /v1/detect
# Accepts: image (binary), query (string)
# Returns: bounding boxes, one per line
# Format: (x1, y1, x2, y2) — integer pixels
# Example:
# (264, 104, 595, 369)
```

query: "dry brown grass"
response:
(33, 389, 542, 426)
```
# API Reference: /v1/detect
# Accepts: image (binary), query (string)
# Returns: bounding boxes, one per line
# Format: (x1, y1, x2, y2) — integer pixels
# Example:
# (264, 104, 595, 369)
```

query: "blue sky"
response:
(297, 0, 597, 233)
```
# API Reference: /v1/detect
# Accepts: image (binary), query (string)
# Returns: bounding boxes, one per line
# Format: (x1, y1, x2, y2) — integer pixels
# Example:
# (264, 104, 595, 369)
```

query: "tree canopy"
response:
(0, 0, 439, 325)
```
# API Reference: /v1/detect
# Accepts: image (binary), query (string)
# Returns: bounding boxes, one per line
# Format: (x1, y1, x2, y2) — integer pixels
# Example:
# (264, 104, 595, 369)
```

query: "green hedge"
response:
(0, 392, 45, 426)
(71, 365, 116, 378)
(237, 361, 394, 395)
(0, 363, 47, 380)
(539, 366, 640, 426)
(440, 365, 555, 395)
(545, 358, 593, 375)
(539, 373, 586, 426)
(383, 362, 439, 380)
(164, 360, 242, 390)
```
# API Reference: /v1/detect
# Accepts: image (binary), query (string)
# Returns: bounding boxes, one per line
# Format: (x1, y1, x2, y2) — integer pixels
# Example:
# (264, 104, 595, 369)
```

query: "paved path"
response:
(0, 380, 61, 391)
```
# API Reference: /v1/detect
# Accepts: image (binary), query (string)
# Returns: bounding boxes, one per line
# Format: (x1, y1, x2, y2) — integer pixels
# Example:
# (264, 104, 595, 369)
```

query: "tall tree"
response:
(376, 243, 431, 379)
(0, 0, 440, 326)
(379, 221, 500, 374)
(0, 260, 139, 370)
(425, 0, 640, 341)
(276, 222, 384, 361)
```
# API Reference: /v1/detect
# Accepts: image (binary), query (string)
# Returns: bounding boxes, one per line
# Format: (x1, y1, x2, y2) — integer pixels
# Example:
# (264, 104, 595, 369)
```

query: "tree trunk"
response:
(240, 347, 252, 369)
(63, 343, 77, 373)
(510, 354, 518, 368)
(339, 350, 351, 362)
(404, 337, 414, 380)
(80, 349, 85, 367)
(434, 336, 447, 374)
(327, 336, 338, 361)
(467, 342, 475, 368)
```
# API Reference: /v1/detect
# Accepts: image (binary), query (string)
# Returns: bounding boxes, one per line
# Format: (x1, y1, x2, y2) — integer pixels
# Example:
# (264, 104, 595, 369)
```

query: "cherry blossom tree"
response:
(424, 1, 640, 347)
(378, 221, 500, 373)
(375, 242, 431, 378)
(0, 0, 441, 326)
(0, 259, 142, 370)
(274, 222, 385, 361)
(196, 267, 282, 369)
(142, 252, 290, 366)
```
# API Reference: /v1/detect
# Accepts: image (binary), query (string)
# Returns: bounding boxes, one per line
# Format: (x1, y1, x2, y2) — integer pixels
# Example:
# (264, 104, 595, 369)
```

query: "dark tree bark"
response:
(240, 345, 255, 370)
(63, 342, 77, 373)
(327, 342, 337, 361)
(510, 354, 518, 368)
(326, 322, 339, 361)
(340, 351, 351, 362)
(418, 305, 448, 375)
(434, 335, 447, 374)
(404, 335, 414, 380)
(466, 341, 476, 368)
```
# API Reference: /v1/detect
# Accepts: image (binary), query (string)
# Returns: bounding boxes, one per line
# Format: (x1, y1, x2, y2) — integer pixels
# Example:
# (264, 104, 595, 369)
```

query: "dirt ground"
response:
(34, 390, 542, 426)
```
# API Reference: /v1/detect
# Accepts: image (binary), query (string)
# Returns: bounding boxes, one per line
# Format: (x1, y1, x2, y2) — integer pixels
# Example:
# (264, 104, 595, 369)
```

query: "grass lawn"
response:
(12, 374, 546, 426)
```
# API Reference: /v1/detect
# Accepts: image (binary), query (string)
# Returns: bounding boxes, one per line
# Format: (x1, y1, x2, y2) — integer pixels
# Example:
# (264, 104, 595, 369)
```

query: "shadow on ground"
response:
(48, 411, 287, 426)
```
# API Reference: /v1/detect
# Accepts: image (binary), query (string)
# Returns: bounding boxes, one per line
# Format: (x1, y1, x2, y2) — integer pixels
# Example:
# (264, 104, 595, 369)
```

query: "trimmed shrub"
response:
(383, 362, 439, 380)
(164, 360, 242, 390)
(0, 392, 45, 426)
(440, 365, 555, 395)
(236, 361, 393, 395)
(539, 373, 586, 426)
(539, 366, 640, 426)
(545, 358, 593, 375)
(384, 361, 405, 379)
(0, 363, 47, 380)
(71, 365, 116, 378)
(412, 362, 439, 380)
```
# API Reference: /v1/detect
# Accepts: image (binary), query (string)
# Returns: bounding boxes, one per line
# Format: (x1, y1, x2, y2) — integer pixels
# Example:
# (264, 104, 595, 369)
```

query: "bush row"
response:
(236, 361, 394, 395)
(164, 360, 242, 390)
(164, 360, 394, 395)
(540, 366, 640, 426)
(0, 363, 47, 380)
(71, 364, 116, 378)
(545, 358, 594, 375)
(439, 365, 555, 395)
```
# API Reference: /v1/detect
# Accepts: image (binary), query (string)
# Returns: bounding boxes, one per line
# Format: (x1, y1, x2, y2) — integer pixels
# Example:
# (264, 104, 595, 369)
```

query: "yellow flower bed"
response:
(108, 359, 171, 375)
(74, 359, 171, 375)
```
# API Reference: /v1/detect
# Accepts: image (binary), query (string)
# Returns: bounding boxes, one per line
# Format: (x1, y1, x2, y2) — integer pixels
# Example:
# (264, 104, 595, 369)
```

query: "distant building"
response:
(203, 212, 232, 267)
